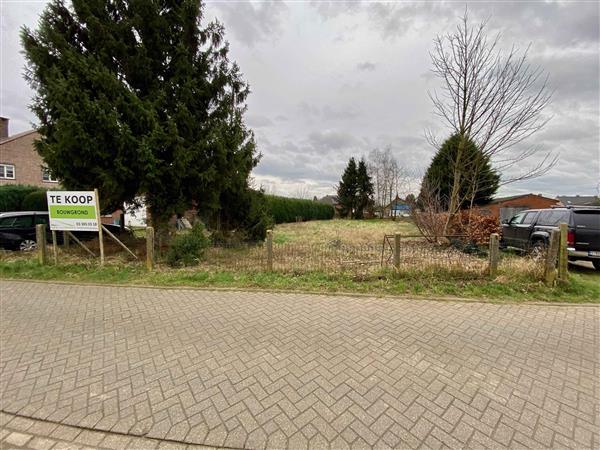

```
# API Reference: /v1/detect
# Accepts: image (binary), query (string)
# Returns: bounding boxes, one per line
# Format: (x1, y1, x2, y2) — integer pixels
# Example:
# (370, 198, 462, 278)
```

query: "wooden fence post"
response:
(63, 231, 70, 249)
(146, 226, 154, 270)
(266, 229, 273, 272)
(544, 230, 560, 285)
(36, 224, 47, 265)
(394, 233, 401, 271)
(489, 233, 499, 277)
(558, 222, 569, 282)
(51, 230, 58, 265)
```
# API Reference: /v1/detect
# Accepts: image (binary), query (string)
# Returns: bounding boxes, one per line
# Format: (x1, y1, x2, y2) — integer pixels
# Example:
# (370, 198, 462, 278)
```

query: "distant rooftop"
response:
(556, 195, 599, 206)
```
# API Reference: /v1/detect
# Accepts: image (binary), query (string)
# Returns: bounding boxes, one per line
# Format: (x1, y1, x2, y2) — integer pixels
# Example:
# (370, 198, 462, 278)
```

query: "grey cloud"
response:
(467, 2, 600, 47)
(246, 114, 274, 128)
(322, 106, 360, 121)
(2, 1, 598, 198)
(210, 1, 288, 47)
(297, 103, 361, 121)
(298, 102, 321, 118)
(307, 130, 360, 151)
(310, 1, 363, 20)
(357, 61, 376, 71)
(531, 50, 599, 103)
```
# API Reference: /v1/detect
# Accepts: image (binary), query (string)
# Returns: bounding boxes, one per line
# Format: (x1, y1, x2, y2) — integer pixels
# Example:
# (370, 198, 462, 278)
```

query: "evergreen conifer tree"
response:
(21, 0, 259, 233)
(337, 158, 358, 218)
(355, 159, 374, 219)
(420, 134, 500, 210)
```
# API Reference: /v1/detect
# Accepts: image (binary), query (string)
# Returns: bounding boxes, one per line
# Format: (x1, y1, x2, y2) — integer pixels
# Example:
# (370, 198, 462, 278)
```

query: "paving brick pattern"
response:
(1, 281, 598, 449)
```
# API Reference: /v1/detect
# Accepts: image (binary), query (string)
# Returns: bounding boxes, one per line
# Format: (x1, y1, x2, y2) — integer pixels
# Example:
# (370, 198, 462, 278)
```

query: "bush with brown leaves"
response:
(450, 210, 500, 244)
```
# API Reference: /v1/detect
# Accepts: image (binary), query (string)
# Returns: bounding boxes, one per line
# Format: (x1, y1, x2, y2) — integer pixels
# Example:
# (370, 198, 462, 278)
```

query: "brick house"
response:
(0, 117, 58, 188)
(0, 117, 123, 223)
(478, 193, 559, 222)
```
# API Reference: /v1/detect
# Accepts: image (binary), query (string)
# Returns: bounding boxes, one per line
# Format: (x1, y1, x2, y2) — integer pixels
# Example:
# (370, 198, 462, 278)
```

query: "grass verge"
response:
(0, 259, 598, 303)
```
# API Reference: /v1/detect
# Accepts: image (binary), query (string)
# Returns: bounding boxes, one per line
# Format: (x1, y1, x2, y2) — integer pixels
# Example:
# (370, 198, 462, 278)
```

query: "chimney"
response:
(0, 117, 8, 139)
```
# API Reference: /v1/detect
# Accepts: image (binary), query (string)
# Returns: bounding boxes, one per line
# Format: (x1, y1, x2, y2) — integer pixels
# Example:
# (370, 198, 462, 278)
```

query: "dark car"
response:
(0, 211, 131, 251)
(501, 206, 600, 270)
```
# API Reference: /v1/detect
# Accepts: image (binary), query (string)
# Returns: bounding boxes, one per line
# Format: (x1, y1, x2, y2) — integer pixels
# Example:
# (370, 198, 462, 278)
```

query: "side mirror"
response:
(501, 218, 509, 225)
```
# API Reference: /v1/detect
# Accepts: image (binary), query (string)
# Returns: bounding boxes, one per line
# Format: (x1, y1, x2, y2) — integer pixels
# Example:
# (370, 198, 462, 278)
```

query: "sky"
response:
(1, 0, 599, 199)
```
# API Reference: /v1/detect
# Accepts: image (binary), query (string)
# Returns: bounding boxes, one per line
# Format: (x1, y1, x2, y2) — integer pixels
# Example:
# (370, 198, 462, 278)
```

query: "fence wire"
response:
(200, 236, 497, 276)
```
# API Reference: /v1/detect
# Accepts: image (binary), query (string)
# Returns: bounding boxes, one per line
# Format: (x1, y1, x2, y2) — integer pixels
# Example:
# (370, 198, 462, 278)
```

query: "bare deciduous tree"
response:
(429, 11, 555, 232)
(367, 147, 414, 218)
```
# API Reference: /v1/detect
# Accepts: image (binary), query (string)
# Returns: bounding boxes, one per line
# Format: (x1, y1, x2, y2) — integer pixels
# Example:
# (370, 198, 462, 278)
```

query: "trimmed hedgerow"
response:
(0, 185, 42, 212)
(265, 195, 334, 224)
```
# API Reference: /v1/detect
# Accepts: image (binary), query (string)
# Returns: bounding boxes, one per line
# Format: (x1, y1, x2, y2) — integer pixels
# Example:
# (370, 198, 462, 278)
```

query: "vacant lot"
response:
(273, 219, 417, 244)
(1, 218, 598, 302)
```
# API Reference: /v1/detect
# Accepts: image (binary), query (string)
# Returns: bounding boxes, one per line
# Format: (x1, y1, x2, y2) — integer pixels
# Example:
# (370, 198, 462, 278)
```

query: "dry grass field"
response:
(273, 219, 418, 245)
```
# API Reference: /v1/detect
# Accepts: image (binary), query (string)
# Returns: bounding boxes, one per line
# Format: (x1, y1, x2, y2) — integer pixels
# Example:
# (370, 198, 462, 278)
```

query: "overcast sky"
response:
(1, 1, 598, 199)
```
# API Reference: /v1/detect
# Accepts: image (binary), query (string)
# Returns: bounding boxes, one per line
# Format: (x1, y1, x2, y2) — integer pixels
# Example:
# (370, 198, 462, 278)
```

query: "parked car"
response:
(0, 211, 131, 251)
(500, 206, 600, 270)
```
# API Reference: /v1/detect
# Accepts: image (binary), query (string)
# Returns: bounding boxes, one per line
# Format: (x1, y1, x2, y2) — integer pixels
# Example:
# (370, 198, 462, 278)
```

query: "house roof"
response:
(318, 195, 338, 205)
(556, 195, 599, 206)
(0, 129, 38, 145)
(489, 193, 557, 204)
(385, 196, 410, 209)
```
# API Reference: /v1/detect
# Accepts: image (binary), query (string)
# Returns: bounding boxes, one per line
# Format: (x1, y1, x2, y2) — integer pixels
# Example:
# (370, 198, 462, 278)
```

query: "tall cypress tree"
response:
(355, 158, 374, 219)
(337, 158, 358, 218)
(21, 0, 257, 231)
(420, 134, 500, 209)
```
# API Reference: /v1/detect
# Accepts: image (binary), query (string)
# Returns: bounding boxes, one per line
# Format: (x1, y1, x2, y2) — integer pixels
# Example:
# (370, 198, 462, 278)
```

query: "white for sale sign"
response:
(46, 191, 99, 231)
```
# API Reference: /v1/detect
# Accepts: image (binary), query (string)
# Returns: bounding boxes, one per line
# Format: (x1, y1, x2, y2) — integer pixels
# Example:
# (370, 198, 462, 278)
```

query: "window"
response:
(42, 167, 59, 183)
(537, 210, 569, 226)
(536, 211, 552, 225)
(522, 212, 537, 225)
(0, 217, 13, 228)
(0, 164, 15, 179)
(0, 215, 33, 228)
(574, 211, 600, 229)
(510, 212, 526, 224)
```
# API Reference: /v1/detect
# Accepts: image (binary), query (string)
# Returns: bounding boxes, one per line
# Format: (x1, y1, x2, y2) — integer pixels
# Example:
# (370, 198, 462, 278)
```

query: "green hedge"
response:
(265, 195, 334, 224)
(0, 185, 44, 212)
(21, 190, 49, 211)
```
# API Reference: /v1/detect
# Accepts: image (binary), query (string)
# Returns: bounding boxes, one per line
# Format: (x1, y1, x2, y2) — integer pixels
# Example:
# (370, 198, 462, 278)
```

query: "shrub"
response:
(0, 185, 41, 212)
(21, 190, 49, 211)
(266, 195, 334, 224)
(165, 223, 209, 267)
(450, 210, 500, 244)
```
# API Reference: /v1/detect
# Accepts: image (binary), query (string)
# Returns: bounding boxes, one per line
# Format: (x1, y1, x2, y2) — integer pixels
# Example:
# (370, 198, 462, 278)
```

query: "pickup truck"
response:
(500, 206, 600, 270)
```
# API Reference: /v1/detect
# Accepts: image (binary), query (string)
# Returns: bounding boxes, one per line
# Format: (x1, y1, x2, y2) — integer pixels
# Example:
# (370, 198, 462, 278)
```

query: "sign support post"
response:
(94, 188, 105, 266)
(51, 230, 58, 264)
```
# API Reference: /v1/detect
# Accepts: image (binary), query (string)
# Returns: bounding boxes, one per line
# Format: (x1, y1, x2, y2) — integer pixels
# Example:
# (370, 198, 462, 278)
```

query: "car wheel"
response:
(19, 240, 37, 252)
(593, 260, 600, 271)
(530, 240, 547, 260)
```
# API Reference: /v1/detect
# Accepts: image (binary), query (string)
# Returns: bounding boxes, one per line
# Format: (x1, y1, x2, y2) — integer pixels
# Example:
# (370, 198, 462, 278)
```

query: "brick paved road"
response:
(1, 281, 598, 449)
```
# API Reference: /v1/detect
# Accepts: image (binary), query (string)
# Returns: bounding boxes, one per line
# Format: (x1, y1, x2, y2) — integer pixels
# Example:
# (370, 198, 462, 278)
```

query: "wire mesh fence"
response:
(198, 234, 499, 276)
